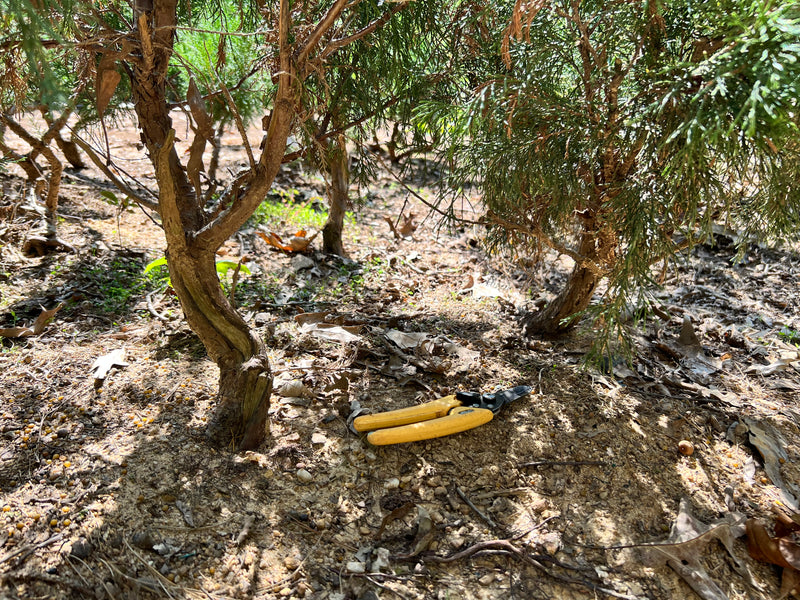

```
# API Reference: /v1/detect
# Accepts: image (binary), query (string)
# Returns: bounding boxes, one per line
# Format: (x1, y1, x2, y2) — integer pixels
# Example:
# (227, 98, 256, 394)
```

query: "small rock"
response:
(310, 432, 326, 445)
(69, 538, 93, 559)
(384, 477, 400, 490)
(450, 536, 465, 549)
(56, 428, 70, 438)
(296, 469, 313, 483)
(540, 532, 561, 555)
(478, 573, 494, 586)
(279, 587, 293, 597)
(283, 556, 301, 570)
(131, 530, 157, 550)
(346, 561, 366, 573)
(364, 451, 377, 463)
(291, 255, 315, 271)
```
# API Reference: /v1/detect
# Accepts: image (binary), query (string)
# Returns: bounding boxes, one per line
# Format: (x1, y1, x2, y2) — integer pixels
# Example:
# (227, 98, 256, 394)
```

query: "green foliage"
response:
(249, 190, 339, 231)
(170, 0, 272, 123)
(144, 256, 250, 290)
(88, 257, 149, 314)
(418, 0, 800, 355)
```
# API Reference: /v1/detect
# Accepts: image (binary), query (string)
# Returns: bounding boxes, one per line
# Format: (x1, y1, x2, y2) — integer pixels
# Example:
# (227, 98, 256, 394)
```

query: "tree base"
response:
(206, 356, 273, 451)
(22, 236, 76, 258)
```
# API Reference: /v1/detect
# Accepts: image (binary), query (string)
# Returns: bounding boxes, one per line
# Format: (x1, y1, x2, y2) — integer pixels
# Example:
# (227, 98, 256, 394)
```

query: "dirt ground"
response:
(1, 115, 800, 600)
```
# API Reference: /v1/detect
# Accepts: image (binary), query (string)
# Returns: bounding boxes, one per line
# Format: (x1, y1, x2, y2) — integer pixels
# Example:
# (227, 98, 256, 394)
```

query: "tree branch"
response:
(295, 0, 353, 68)
(319, 2, 408, 61)
(69, 133, 160, 211)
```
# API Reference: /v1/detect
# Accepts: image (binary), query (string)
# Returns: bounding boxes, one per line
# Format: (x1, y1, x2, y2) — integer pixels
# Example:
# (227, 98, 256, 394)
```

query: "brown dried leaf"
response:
(256, 230, 317, 253)
(744, 418, 797, 510)
(187, 78, 213, 138)
(640, 498, 759, 599)
(0, 304, 63, 339)
(747, 519, 794, 569)
(377, 501, 415, 538)
(746, 519, 800, 599)
(96, 55, 121, 117)
(397, 213, 417, 237)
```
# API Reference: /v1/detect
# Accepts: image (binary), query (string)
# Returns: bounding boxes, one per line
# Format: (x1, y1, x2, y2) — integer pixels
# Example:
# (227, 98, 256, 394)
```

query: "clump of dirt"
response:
(1, 117, 799, 600)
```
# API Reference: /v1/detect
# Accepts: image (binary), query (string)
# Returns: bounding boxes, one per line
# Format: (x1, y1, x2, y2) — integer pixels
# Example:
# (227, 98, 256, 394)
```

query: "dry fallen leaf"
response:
(256, 229, 317, 253)
(298, 321, 362, 344)
(90, 348, 130, 382)
(639, 497, 760, 599)
(744, 418, 797, 510)
(746, 519, 800, 599)
(0, 303, 63, 339)
(384, 213, 417, 239)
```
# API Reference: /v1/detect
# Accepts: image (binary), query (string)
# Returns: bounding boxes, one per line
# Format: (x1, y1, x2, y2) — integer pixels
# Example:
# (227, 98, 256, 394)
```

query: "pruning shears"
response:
(353, 385, 532, 445)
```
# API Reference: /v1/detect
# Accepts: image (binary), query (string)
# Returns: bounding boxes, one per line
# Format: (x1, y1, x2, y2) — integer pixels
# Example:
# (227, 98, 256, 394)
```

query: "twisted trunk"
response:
(522, 221, 615, 336)
(167, 248, 272, 449)
(322, 136, 350, 256)
(126, 0, 299, 449)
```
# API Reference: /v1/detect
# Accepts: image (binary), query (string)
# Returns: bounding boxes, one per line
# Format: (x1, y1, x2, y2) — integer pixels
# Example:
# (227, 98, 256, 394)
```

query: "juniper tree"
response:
(294, 1, 452, 256)
(91, 0, 412, 449)
(420, 0, 800, 353)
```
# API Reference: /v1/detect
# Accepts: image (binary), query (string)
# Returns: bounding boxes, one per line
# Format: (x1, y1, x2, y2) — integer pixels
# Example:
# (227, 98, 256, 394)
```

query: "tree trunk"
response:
(521, 224, 614, 336)
(38, 107, 85, 169)
(521, 260, 600, 335)
(322, 137, 350, 256)
(126, 0, 298, 450)
(167, 248, 272, 449)
(55, 133, 85, 169)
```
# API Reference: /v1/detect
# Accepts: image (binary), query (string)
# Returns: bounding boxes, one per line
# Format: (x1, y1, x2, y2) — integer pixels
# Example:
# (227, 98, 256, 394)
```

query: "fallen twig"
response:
(1, 571, 97, 598)
(147, 291, 169, 322)
(364, 575, 414, 600)
(521, 460, 606, 468)
(0, 532, 64, 566)
(425, 539, 640, 600)
(455, 486, 498, 529)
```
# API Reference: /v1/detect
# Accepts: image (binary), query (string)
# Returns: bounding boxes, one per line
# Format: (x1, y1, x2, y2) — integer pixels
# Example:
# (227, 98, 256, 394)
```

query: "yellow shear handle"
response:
(353, 396, 461, 432)
(366, 406, 494, 445)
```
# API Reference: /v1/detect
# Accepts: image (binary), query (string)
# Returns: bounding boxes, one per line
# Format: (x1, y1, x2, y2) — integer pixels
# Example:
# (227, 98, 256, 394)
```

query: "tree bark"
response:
(322, 136, 350, 256)
(166, 247, 272, 449)
(54, 133, 85, 169)
(125, 0, 402, 449)
(521, 223, 614, 336)
(39, 107, 85, 169)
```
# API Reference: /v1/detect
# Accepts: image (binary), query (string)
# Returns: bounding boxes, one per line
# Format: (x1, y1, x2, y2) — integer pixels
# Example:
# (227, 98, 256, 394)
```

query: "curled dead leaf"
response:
(746, 519, 800, 599)
(0, 304, 63, 339)
(96, 54, 122, 117)
(256, 229, 318, 253)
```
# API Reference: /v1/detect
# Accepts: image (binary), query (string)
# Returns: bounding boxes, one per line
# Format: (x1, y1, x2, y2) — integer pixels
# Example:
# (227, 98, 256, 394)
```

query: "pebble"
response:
(69, 538, 93, 559)
(478, 573, 494, 586)
(384, 477, 400, 490)
(346, 561, 366, 573)
(296, 469, 313, 483)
